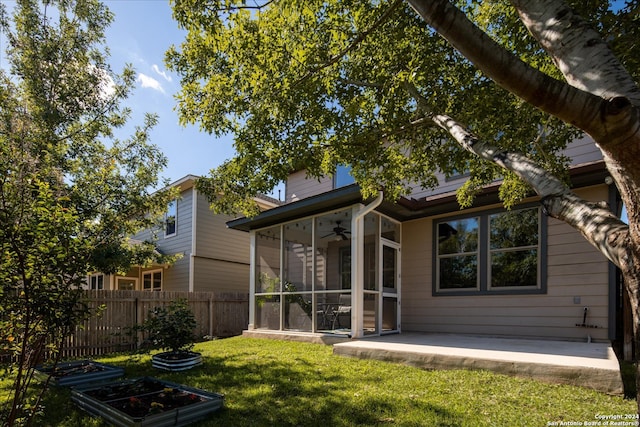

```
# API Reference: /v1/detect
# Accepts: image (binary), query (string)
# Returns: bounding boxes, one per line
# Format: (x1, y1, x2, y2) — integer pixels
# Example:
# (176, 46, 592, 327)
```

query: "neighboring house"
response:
(88, 175, 280, 292)
(228, 138, 626, 345)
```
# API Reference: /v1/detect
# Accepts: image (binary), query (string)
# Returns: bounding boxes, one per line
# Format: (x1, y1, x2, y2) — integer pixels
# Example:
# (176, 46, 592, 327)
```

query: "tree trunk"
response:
(406, 0, 640, 412)
(618, 241, 640, 413)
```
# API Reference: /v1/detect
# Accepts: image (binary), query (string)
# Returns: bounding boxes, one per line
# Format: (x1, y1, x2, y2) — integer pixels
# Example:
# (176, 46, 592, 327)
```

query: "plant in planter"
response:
(138, 299, 202, 371)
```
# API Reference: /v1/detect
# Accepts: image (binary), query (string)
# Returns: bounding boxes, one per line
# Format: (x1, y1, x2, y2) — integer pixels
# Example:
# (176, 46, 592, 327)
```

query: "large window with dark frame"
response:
(434, 206, 545, 295)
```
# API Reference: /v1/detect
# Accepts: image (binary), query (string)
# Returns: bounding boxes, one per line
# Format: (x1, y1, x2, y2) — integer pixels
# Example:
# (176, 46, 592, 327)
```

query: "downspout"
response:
(351, 191, 384, 338)
(189, 187, 198, 292)
(248, 231, 256, 329)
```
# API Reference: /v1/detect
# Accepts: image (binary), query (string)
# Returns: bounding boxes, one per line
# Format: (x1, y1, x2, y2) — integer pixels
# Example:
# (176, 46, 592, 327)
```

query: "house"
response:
(227, 138, 626, 346)
(87, 175, 280, 292)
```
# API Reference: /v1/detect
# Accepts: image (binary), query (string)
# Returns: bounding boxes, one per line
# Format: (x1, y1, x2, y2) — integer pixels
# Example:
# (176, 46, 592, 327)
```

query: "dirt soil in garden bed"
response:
(84, 377, 206, 419)
(49, 362, 106, 377)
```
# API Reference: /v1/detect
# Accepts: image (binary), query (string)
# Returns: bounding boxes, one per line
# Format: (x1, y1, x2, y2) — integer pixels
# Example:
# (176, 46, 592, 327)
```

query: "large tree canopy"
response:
(167, 0, 640, 406)
(0, 0, 173, 423)
(167, 0, 638, 284)
(168, 0, 635, 213)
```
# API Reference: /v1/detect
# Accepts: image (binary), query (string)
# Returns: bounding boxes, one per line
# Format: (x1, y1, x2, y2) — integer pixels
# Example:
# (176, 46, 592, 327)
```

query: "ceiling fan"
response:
(321, 221, 351, 240)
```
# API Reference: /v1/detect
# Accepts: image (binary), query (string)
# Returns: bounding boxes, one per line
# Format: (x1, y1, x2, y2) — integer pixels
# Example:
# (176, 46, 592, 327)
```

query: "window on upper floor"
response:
(165, 199, 177, 237)
(434, 206, 546, 295)
(334, 165, 355, 189)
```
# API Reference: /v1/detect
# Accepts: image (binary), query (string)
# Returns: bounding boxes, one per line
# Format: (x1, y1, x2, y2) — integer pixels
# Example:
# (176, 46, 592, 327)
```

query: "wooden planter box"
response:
(34, 360, 124, 387)
(151, 351, 203, 372)
(71, 377, 223, 427)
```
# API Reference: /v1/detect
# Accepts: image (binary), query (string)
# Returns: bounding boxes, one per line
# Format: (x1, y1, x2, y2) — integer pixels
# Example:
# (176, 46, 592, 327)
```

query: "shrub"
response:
(139, 299, 197, 353)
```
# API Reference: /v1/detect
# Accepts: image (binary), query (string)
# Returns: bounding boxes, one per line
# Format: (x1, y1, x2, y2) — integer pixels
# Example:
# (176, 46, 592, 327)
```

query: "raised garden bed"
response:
(34, 360, 124, 387)
(151, 351, 203, 372)
(71, 377, 224, 427)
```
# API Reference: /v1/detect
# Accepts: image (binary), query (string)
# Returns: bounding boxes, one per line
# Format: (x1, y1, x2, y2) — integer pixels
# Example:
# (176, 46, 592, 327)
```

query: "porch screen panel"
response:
(256, 226, 281, 293)
(363, 293, 377, 335)
(255, 295, 280, 329)
(364, 213, 378, 291)
(382, 245, 397, 291)
(316, 210, 352, 291)
(284, 219, 313, 292)
(284, 294, 312, 332)
(381, 217, 400, 243)
(382, 297, 397, 332)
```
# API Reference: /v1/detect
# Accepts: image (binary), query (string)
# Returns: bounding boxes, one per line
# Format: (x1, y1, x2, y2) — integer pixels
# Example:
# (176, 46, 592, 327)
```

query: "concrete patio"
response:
(332, 332, 624, 395)
(243, 330, 624, 394)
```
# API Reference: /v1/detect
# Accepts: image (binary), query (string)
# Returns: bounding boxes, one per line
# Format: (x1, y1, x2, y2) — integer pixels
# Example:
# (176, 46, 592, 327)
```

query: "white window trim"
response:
(142, 269, 163, 292)
(165, 199, 177, 238)
(88, 273, 105, 290)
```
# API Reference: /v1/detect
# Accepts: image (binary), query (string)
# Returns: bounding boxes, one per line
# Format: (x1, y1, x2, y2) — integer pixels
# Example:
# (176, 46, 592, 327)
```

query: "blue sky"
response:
(0, 0, 284, 198)
(104, 1, 239, 189)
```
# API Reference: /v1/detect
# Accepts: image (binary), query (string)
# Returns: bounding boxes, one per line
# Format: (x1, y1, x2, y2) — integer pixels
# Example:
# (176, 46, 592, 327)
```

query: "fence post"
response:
(135, 297, 141, 348)
(209, 297, 214, 337)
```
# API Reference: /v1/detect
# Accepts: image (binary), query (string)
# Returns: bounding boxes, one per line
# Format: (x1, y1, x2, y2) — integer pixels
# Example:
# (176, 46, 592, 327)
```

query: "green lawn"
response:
(11, 337, 637, 426)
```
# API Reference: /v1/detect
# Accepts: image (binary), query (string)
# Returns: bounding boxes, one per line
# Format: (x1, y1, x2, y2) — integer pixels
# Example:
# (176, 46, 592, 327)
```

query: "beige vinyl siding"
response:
(401, 184, 611, 342)
(160, 256, 190, 291)
(130, 188, 193, 291)
(154, 188, 194, 291)
(563, 135, 603, 165)
(286, 171, 333, 202)
(192, 257, 250, 293)
(406, 137, 604, 201)
(194, 192, 250, 264)
(192, 191, 252, 292)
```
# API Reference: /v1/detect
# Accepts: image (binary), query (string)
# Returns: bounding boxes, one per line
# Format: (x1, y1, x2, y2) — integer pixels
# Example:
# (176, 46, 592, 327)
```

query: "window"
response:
(434, 206, 545, 295)
(165, 200, 177, 237)
(444, 167, 471, 182)
(334, 165, 355, 188)
(117, 277, 137, 290)
(89, 274, 104, 290)
(143, 270, 162, 291)
(382, 245, 397, 291)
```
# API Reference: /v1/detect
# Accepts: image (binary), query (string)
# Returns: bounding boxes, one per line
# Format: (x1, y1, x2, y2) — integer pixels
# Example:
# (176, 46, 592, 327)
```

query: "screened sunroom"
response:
(230, 189, 401, 339)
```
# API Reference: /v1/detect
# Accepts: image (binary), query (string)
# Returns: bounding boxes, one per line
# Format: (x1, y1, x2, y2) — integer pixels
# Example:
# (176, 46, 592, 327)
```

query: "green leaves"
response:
(0, 1, 173, 423)
(168, 1, 630, 215)
(137, 299, 198, 353)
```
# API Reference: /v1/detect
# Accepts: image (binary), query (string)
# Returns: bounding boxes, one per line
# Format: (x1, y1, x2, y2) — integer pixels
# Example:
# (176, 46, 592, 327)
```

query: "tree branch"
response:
(405, 0, 607, 139)
(205, 0, 276, 13)
(511, 0, 640, 106)
(294, 0, 403, 87)
(403, 79, 628, 267)
(337, 78, 384, 89)
(433, 112, 628, 268)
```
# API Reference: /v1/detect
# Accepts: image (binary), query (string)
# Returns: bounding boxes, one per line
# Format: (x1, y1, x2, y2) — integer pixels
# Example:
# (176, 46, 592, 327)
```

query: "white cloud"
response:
(136, 73, 165, 94)
(90, 65, 116, 100)
(152, 64, 172, 82)
(99, 73, 117, 100)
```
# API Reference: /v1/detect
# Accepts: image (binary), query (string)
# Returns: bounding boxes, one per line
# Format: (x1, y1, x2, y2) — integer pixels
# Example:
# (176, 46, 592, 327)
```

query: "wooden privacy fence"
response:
(60, 290, 249, 359)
